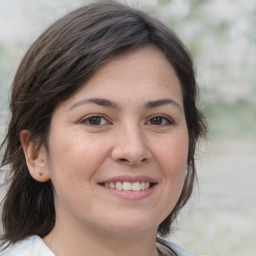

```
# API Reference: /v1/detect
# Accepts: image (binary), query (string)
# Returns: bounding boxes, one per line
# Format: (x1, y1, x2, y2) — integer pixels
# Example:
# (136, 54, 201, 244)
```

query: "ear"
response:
(20, 130, 50, 182)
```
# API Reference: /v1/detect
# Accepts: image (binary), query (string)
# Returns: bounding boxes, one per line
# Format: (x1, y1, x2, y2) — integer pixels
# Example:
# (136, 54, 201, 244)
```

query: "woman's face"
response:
(43, 45, 188, 237)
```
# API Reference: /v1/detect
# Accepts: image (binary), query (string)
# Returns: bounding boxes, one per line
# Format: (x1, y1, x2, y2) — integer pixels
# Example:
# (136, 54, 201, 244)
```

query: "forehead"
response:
(56, 45, 183, 112)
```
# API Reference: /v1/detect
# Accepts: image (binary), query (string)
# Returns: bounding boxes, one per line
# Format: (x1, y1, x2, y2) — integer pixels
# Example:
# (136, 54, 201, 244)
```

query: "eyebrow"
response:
(68, 97, 182, 112)
(145, 98, 182, 112)
(69, 98, 118, 110)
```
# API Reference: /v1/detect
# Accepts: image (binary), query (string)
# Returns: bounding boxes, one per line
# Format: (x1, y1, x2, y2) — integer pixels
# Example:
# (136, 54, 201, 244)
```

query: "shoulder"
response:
(156, 237, 205, 256)
(0, 236, 54, 256)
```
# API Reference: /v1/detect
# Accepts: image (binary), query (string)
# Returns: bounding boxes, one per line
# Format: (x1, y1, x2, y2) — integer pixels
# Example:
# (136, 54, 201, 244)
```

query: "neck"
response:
(43, 218, 160, 256)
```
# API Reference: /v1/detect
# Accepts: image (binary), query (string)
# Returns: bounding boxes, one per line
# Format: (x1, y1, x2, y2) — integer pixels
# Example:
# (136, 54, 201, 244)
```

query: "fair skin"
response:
(21, 45, 189, 256)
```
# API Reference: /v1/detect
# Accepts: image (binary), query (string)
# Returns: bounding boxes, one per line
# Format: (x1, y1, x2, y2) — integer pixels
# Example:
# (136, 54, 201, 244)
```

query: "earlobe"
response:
(20, 130, 50, 182)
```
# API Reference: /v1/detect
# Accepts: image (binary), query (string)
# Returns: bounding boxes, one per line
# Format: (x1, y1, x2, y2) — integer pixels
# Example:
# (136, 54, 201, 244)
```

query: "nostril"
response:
(119, 158, 135, 166)
(118, 158, 148, 165)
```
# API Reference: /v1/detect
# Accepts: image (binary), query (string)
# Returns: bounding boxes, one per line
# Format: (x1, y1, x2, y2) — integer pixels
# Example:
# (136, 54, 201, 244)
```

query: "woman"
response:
(0, 1, 206, 255)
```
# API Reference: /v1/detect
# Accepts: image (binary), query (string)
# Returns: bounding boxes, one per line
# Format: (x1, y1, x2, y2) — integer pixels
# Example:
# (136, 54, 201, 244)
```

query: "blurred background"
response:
(0, 0, 255, 255)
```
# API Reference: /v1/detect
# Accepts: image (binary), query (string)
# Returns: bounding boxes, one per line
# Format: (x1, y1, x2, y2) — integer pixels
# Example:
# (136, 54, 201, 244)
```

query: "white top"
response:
(0, 236, 54, 256)
(1, 235, 202, 256)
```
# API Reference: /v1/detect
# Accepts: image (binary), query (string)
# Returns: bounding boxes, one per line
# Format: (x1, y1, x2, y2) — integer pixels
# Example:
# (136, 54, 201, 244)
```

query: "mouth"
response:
(98, 176, 157, 199)
(100, 181, 153, 191)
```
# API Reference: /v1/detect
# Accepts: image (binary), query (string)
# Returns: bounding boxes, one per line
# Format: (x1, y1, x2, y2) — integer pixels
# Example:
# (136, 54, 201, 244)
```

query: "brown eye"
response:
(150, 117, 163, 125)
(88, 116, 102, 125)
(149, 116, 172, 126)
(82, 115, 109, 126)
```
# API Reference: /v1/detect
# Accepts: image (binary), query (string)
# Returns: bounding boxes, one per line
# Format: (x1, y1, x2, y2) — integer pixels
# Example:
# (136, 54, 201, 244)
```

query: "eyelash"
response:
(80, 114, 110, 126)
(80, 114, 173, 127)
(146, 115, 174, 126)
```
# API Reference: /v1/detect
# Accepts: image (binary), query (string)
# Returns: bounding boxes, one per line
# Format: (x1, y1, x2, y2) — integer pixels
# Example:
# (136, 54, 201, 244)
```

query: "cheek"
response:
(156, 133, 188, 170)
(46, 131, 112, 201)
(46, 133, 102, 206)
(49, 131, 106, 172)
(152, 132, 189, 221)
(153, 131, 189, 193)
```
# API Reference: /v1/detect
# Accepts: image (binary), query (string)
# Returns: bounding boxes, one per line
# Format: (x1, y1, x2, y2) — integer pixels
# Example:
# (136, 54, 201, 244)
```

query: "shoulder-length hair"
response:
(0, 0, 206, 248)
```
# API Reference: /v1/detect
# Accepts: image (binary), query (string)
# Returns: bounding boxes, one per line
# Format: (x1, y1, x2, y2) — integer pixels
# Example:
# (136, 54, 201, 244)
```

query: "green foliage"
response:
(205, 101, 256, 140)
(158, 0, 171, 5)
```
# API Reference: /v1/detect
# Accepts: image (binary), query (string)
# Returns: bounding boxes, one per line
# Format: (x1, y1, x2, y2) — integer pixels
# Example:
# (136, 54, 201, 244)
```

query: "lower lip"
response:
(99, 185, 156, 200)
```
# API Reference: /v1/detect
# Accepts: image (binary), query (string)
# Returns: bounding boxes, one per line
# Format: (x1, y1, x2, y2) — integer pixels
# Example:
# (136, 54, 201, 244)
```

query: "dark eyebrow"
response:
(69, 97, 182, 112)
(145, 98, 182, 112)
(68, 98, 118, 110)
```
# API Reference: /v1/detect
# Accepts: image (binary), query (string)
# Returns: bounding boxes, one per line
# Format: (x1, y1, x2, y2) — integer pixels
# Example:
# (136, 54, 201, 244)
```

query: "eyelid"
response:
(80, 114, 111, 126)
(146, 114, 174, 126)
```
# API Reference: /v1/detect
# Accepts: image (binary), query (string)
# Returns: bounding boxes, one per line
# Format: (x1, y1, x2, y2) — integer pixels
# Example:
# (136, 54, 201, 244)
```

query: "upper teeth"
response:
(104, 181, 150, 191)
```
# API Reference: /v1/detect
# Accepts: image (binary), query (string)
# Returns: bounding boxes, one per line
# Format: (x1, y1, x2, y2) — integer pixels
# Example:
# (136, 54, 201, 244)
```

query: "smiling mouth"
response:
(100, 181, 153, 191)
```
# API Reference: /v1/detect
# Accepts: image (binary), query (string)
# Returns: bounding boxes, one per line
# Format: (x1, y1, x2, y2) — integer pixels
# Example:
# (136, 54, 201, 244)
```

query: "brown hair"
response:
(0, 0, 206, 248)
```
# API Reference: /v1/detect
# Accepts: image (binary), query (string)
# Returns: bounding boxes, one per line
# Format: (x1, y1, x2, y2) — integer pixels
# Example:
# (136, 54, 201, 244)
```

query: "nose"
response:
(111, 125, 152, 166)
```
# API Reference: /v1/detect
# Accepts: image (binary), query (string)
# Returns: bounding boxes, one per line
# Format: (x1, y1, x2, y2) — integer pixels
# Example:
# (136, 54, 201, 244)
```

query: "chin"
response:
(99, 214, 160, 237)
